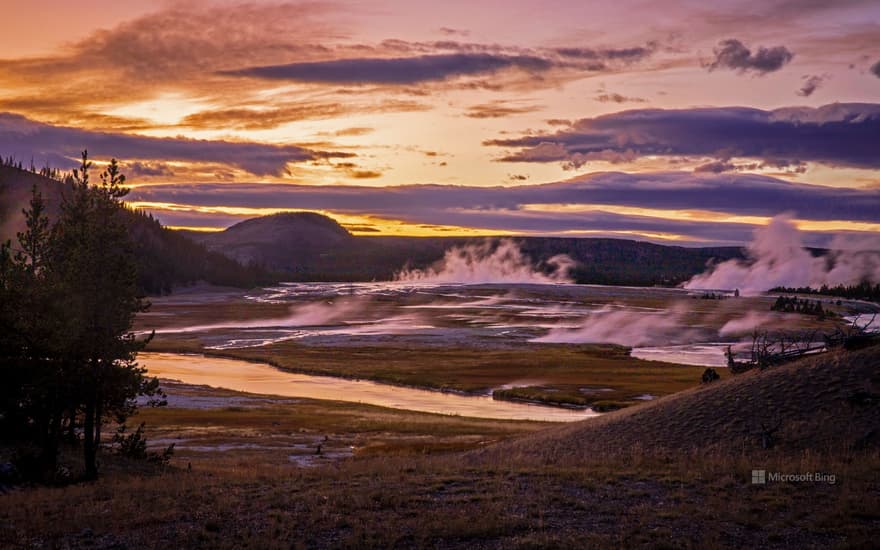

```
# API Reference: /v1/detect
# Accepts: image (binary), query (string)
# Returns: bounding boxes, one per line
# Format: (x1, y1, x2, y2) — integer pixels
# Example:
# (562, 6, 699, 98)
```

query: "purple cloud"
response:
(128, 171, 880, 246)
(222, 53, 555, 85)
(487, 103, 880, 169)
(0, 113, 348, 176)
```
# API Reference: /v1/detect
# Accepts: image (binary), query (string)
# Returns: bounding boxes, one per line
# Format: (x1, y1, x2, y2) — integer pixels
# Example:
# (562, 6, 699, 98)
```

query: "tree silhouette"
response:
(1, 151, 162, 480)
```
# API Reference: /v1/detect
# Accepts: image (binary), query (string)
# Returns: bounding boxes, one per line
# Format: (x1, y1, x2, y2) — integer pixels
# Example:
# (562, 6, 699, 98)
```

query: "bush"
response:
(112, 422, 174, 466)
(701, 368, 720, 384)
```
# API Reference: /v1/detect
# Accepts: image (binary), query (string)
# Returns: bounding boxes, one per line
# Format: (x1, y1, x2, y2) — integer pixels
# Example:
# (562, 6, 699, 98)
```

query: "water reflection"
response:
(141, 352, 598, 422)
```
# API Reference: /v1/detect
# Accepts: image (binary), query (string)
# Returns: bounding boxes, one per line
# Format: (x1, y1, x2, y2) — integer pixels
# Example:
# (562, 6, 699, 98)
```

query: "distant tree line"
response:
(1, 153, 63, 180)
(771, 283, 880, 304)
(770, 295, 835, 319)
(0, 152, 163, 481)
(697, 292, 729, 300)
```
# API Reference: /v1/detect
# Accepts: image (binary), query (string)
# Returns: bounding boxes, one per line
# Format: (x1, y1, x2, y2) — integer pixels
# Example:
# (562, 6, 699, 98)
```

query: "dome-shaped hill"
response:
(212, 212, 352, 245)
(194, 212, 354, 271)
(481, 344, 880, 463)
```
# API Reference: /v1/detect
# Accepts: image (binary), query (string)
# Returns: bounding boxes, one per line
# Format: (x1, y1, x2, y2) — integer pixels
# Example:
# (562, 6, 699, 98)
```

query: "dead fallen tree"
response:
(728, 315, 879, 373)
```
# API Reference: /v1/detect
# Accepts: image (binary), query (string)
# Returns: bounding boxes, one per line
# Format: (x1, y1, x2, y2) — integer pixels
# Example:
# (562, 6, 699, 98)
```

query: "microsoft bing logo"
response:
(752, 470, 766, 484)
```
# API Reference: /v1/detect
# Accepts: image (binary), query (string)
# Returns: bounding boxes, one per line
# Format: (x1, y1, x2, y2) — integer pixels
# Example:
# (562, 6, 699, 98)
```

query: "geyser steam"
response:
(685, 214, 880, 294)
(396, 239, 575, 284)
(163, 298, 365, 333)
(532, 305, 691, 346)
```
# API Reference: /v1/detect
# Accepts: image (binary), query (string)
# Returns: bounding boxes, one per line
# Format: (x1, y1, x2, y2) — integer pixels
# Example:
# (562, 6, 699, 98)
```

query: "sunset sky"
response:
(1, 0, 879, 244)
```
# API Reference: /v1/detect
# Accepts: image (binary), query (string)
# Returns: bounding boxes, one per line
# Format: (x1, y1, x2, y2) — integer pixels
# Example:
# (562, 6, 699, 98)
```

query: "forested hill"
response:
(0, 164, 279, 294)
(187, 212, 744, 286)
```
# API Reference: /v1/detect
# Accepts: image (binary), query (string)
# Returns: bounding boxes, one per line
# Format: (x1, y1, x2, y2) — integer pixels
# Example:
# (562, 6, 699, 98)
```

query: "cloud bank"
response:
(488, 103, 880, 170)
(128, 171, 880, 245)
(0, 113, 346, 176)
(223, 53, 555, 84)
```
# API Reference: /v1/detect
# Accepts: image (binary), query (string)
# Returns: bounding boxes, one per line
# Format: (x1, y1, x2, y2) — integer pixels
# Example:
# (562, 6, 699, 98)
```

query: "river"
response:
(140, 352, 599, 422)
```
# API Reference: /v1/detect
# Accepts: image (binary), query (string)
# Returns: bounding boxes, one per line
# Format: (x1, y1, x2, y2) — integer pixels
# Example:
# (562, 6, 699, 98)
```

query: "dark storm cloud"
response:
(487, 103, 880, 169)
(0, 113, 347, 176)
(706, 39, 794, 74)
(221, 53, 555, 85)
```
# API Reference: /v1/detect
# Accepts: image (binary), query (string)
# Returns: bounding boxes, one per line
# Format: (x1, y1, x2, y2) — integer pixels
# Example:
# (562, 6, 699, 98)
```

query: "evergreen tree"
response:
(50, 152, 158, 478)
(1, 151, 162, 480)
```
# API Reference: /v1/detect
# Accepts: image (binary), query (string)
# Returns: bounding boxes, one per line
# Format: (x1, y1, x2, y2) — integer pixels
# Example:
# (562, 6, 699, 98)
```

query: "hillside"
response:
(184, 212, 355, 275)
(484, 344, 880, 463)
(189, 213, 744, 285)
(0, 165, 66, 239)
(0, 165, 279, 294)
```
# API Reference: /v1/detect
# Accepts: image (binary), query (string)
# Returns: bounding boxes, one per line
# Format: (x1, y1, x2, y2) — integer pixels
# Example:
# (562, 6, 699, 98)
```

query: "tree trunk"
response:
(65, 407, 78, 445)
(39, 408, 62, 474)
(83, 398, 97, 480)
(94, 399, 102, 452)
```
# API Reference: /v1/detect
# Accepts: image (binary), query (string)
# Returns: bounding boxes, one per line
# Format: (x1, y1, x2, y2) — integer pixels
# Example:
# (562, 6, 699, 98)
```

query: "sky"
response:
(0, 0, 878, 245)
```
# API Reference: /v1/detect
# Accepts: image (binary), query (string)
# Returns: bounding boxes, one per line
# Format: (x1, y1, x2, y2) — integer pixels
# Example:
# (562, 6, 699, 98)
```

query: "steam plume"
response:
(685, 214, 880, 294)
(396, 239, 574, 284)
(162, 298, 364, 333)
(718, 311, 778, 336)
(532, 305, 690, 346)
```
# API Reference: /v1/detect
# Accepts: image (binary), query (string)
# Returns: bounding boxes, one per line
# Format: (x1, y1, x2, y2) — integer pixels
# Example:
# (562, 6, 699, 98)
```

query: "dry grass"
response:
(2, 346, 878, 548)
(133, 385, 545, 466)
(484, 345, 880, 463)
(1, 447, 876, 548)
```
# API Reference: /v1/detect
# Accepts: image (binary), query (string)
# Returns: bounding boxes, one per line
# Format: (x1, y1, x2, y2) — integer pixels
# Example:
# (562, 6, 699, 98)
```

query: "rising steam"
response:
(395, 239, 575, 284)
(162, 298, 365, 333)
(685, 214, 880, 294)
(718, 311, 779, 336)
(532, 305, 692, 346)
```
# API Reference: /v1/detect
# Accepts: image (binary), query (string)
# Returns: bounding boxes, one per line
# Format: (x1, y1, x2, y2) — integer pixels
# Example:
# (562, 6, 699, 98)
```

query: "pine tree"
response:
(50, 151, 158, 478)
